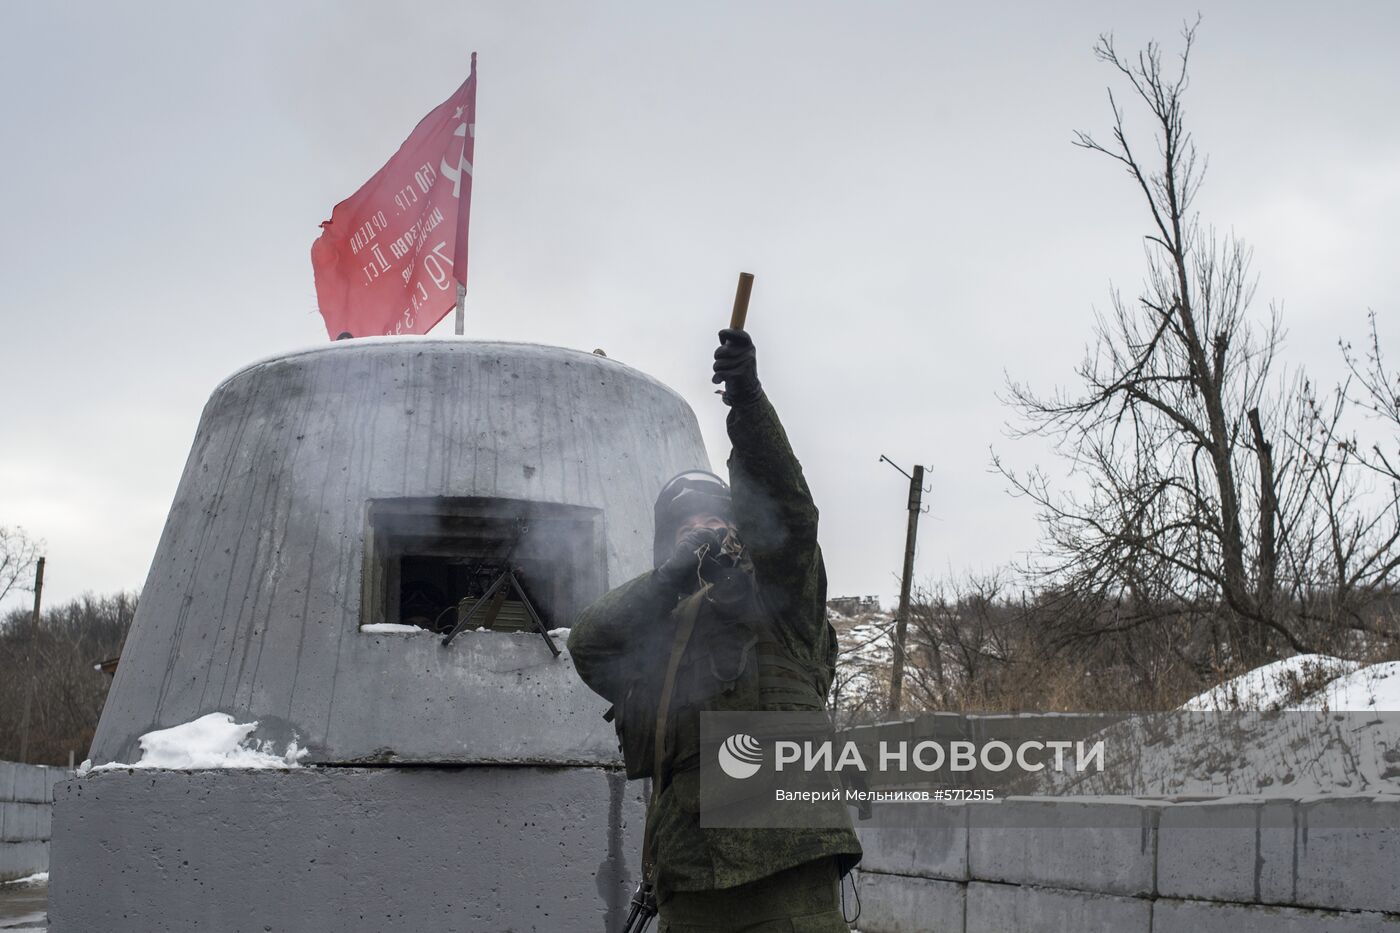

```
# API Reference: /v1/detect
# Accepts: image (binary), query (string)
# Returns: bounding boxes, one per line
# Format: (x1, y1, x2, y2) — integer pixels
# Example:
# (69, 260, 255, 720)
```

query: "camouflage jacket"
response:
(567, 393, 863, 900)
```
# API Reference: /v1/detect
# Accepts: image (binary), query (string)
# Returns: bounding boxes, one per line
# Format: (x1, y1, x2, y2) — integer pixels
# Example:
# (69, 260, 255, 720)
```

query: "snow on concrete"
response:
(359, 624, 573, 642)
(1179, 654, 1360, 712)
(89, 713, 307, 771)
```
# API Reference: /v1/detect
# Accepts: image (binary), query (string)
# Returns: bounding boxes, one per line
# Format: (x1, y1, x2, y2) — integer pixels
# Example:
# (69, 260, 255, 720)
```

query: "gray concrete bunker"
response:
(53, 339, 710, 931)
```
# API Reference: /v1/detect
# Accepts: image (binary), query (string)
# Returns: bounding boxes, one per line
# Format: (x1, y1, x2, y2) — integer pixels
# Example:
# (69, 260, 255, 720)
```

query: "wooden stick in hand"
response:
(730, 272, 754, 330)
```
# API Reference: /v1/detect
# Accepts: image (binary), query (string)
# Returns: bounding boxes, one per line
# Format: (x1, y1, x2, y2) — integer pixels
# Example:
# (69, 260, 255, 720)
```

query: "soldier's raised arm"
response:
(712, 328, 825, 629)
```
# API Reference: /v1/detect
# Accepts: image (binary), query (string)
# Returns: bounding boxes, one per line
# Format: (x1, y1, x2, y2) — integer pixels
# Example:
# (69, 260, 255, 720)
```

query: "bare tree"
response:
(1343, 312, 1400, 486)
(0, 525, 43, 608)
(996, 23, 1347, 664)
(1267, 359, 1400, 643)
(0, 592, 137, 764)
(1305, 312, 1400, 630)
(903, 572, 1017, 710)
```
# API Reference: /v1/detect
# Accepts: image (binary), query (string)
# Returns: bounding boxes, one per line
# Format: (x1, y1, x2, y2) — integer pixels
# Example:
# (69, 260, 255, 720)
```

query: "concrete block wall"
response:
(853, 796, 1400, 932)
(0, 761, 66, 881)
(50, 765, 648, 932)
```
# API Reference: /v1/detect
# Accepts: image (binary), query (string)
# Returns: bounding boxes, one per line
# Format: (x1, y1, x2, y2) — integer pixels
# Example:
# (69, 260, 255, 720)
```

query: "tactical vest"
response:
(610, 585, 829, 783)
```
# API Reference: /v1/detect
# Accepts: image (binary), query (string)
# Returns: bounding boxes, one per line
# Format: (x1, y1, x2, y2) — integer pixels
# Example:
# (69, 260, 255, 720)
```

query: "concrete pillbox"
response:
(87, 339, 710, 768)
(54, 339, 711, 932)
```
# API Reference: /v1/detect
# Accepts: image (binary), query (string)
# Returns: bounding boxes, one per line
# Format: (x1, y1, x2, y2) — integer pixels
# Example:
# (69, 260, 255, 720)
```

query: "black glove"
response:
(655, 527, 725, 593)
(711, 328, 763, 407)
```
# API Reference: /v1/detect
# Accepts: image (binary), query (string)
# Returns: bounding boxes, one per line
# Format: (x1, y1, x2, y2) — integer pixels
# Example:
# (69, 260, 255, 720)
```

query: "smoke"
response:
(373, 496, 607, 635)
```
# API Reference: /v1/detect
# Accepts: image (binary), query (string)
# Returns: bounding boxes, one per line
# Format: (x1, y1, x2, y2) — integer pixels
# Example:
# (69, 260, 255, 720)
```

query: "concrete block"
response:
(0, 802, 45, 842)
(854, 871, 964, 933)
(1258, 798, 1299, 905)
(36, 802, 51, 840)
(11, 764, 47, 803)
(1291, 796, 1400, 913)
(50, 766, 647, 933)
(856, 802, 967, 881)
(13, 803, 41, 842)
(968, 798, 1159, 897)
(45, 768, 68, 802)
(1154, 897, 1400, 933)
(965, 881, 1150, 933)
(1157, 801, 1259, 902)
(0, 761, 15, 801)
(0, 840, 48, 882)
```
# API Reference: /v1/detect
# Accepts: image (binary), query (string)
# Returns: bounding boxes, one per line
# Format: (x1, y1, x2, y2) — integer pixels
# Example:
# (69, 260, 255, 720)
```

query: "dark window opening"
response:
(362, 497, 607, 634)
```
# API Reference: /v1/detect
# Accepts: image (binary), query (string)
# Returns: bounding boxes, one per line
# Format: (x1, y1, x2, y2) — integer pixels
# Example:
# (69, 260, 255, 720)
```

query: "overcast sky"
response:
(1, 1, 1397, 614)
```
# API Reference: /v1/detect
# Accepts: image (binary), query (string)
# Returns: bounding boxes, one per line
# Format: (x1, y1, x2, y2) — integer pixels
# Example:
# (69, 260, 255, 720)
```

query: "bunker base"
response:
(50, 766, 645, 932)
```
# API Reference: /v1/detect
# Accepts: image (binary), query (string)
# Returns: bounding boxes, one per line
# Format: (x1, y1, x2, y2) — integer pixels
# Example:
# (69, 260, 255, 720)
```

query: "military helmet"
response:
(653, 469, 732, 566)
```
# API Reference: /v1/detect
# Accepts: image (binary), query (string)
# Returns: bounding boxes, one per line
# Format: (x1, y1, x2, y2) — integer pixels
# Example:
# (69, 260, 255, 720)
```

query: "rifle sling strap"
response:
(641, 584, 709, 883)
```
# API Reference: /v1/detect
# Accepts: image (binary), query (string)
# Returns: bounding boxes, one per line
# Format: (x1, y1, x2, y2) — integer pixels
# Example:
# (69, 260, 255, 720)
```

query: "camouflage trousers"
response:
(657, 857, 850, 933)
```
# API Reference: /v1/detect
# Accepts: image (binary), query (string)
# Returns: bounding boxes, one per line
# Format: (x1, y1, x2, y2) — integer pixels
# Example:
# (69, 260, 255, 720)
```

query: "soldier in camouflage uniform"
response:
(568, 328, 862, 932)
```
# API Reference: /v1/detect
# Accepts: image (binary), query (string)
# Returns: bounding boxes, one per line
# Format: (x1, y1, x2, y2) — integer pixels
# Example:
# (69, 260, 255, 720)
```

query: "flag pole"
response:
(454, 51, 476, 337)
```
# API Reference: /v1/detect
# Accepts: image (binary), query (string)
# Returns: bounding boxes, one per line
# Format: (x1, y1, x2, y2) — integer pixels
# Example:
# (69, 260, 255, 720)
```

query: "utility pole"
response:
(880, 458, 926, 713)
(18, 556, 45, 764)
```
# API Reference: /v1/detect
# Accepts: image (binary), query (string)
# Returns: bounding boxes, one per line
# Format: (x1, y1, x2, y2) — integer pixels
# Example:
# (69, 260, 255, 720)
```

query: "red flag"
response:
(311, 55, 477, 338)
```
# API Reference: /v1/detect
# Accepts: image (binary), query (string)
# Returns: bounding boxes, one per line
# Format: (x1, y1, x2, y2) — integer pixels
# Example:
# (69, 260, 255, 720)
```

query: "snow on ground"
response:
(1030, 657, 1400, 798)
(1292, 661, 1400, 712)
(1179, 654, 1360, 711)
(1179, 655, 1400, 714)
(832, 610, 895, 711)
(0, 871, 46, 932)
(85, 712, 308, 771)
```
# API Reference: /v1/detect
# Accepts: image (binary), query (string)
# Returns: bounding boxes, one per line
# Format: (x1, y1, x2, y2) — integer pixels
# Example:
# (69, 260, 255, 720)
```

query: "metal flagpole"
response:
(454, 52, 475, 337)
